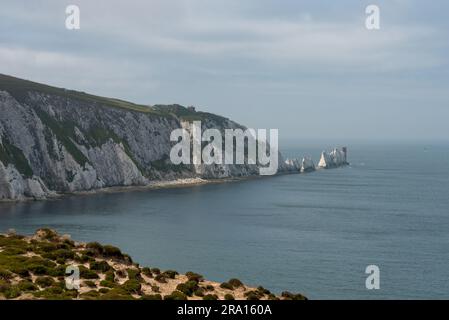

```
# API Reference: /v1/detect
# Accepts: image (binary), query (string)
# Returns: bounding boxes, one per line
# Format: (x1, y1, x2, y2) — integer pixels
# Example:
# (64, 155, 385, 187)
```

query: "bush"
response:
(121, 279, 141, 294)
(17, 280, 38, 291)
(151, 285, 160, 293)
(10, 267, 30, 278)
(162, 270, 178, 279)
(176, 280, 199, 297)
(100, 280, 116, 288)
(281, 291, 307, 300)
(84, 280, 97, 288)
(142, 267, 152, 277)
(80, 290, 100, 299)
(101, 288, 134, 300)
(35, 276, 55, 288)
(220, 282, 233, 290)
(154, 274, 167, 283)
(79, 266, 99, 279)
(102, 245, 123, 259)
(90, 260, 111, 273)
(186, 271, 203, 282)
(2, 285, 21, 299)
(204, 284, 215, 291)
(105, 270, 115, 282)
(224, 293, 235, 300)
(257, 286, 271, 295)
(164, 290, 187, 300)
(99, 288, 110, 294)
(203, 294, 219, 300)
(0, 269, 13, 280)
(194, 288, 205, 297)
(150, 268, 160, 275)
(127, 268, 142, 282)
(116, 269, 126, 278)
(228, 278, 243, 288)
(245, 292, 260, 300)
(86, 242, 104, 254)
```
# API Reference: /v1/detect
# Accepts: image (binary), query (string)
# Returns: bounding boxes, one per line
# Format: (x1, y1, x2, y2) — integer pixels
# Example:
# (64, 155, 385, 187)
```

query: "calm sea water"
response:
(1, 143, 448, 299)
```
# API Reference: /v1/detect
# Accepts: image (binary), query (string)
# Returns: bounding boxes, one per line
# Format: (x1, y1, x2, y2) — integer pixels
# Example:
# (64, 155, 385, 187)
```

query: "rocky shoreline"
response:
(0, 229, 307, 300)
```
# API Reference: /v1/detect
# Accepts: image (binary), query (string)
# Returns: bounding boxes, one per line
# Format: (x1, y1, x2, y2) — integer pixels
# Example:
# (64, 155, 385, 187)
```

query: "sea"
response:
(1, 142, 448, 299)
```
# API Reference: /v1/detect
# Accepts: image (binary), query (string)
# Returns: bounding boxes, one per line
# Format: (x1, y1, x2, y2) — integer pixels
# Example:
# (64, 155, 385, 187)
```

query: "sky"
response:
(1, 0, 448, 141)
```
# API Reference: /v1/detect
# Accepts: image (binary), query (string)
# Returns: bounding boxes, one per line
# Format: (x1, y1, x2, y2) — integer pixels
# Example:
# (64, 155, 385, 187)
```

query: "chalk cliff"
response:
(0, 74, 284, 200)
(0, 74, 347, 201)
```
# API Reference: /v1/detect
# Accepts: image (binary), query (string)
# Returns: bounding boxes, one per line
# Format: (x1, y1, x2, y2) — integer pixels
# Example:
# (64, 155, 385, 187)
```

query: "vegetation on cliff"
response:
(0, 228, 307, 300)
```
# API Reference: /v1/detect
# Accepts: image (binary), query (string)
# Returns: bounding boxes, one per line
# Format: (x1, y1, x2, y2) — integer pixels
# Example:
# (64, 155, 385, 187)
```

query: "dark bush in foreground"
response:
(219, 282, 233, 290)
(35, 276, 55, 288)
(224, 293, 235, 300)
(90, 260, 111, 273)
(203, 294, 219, 300)
(281, 291, 307, 300)
(228, 278, 243, 288)
(164, 290, 187, 300)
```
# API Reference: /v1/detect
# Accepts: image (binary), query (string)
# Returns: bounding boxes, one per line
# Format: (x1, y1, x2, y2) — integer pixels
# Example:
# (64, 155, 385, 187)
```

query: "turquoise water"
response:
(1, 143, 449, 299)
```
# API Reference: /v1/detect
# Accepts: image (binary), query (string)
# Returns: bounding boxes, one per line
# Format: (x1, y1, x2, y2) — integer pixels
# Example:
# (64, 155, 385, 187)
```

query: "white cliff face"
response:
(301, 157, 315, 173)
(0, 75, 349, 201)
(0, 162, 50, 200)
(317, 148, 348, 169)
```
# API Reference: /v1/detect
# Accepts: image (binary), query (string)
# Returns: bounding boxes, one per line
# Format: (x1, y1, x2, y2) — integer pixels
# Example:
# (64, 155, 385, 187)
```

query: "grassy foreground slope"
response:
(0, 229, 306, 300)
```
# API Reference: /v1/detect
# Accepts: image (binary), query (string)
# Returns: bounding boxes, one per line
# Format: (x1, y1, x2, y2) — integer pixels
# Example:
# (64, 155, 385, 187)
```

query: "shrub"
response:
(35, 276, 55, 288)
(245, 292, 260, 300)
(84, 280, 97, 288)
(101, 288, 134, 300)
(164, 290, 187, 300)
(141, 267, 152, 277)
(90, 260, 111, 273)
(224, 293, 235, 300)
(203, 294, 219, 300)
(105, 270, 115, 282)
(194, 288, 205, 297)
(0, 269, 13, 280)
(86, 242, 104, 254)
(162, 270, 178, 279)
(154, 274, 167, 283)
(100, 280, 116, 288)
(2, 285, 21, 299)
(186, 271, 203, 282)
(228, 278, 243, 288)
(80, 290, 100, 299)
(121, 279, 141, 294)
(79, 266, 99, 279)
(151, 285, 160, 293)
(127, 268, 142, 282)
(10, 267, 30, 278)
(176, 281, 199, 297)
(204, 284, 215, 291)
(150, 268, 160, 275)
(17, 280, 38, 291)
(99, 288, 110, 294)
(281, 291, 307, 300)
(116, 269, 126, 278)
(102, 245, 123, 259)
(257, 286, 271, 295)
(220, 282, 233, 290)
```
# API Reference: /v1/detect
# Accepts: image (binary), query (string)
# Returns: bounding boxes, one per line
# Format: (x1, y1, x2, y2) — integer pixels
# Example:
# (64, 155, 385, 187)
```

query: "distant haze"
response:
(1, 0, 448, 141)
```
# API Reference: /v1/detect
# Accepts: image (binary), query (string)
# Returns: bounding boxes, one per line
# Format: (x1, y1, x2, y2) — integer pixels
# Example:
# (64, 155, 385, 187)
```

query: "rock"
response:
(317, 147, 348, 169)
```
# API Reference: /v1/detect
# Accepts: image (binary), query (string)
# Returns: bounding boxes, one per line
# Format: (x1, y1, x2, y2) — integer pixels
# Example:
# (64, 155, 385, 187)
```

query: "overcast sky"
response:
(1, 0, 448, 141)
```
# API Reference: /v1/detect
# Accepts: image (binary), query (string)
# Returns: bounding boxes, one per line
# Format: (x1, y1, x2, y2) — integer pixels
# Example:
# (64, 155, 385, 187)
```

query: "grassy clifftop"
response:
(0, 229, 307, 300)
(0, 73, 229, 123)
